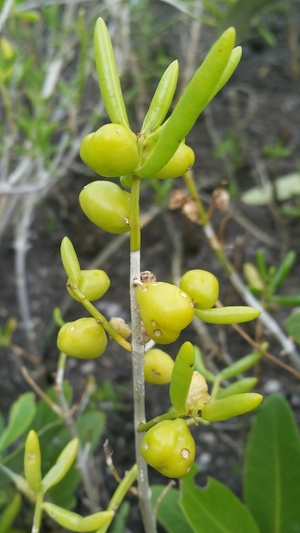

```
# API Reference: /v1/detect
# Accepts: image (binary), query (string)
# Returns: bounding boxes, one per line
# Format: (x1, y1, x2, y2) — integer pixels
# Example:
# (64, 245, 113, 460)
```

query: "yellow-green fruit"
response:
(79, 181, 130, 234)
(180, 269, 219, 310)
(142, 141, 195, 179)
(144, 349, 174, 384)
(57, 317, 107, 359)
(142, 319, 180, 344)
(67, 270, 110, 302)
(80, 123, 139, 177)
(140, 419, 195, 478)
(136, 282, 194, 334)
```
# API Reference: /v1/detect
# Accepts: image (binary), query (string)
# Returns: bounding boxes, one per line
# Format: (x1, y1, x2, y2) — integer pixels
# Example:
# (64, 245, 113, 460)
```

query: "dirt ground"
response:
(1, 3, 300, 531)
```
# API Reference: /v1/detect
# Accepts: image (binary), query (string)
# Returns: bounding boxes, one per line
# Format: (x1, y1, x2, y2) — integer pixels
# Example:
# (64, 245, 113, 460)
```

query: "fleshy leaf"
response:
(94, 18, 129, 128)
(137, 28, 236, 178)
(169, 342, 194, 413)
(141, 60, 179, 133)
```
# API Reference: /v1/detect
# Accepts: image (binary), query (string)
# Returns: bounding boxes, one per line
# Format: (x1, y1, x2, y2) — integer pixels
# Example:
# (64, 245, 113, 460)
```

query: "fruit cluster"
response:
(79, 123, 195, 181)
(136, 270, 220, 345)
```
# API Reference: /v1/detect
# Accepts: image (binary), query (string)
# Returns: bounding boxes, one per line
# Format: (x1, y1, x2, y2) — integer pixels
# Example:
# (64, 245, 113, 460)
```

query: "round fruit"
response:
(136, 282, 194, 334)
(80, 123, 139, 177)
(144, 349, 174, 384)
(79, 181, 131, 234)
(142, 141, 195, 179)
(180, 269, 219, 310)
(140, 419, 195, 478)
(67, 269, 110, 302)
(57, 317, 107, 359)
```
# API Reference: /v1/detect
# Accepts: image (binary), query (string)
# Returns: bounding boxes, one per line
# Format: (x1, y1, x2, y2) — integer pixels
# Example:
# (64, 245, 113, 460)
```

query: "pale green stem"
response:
(183, 170, 300, 370)
(31, 491, 43, 533)
(67, 284, 131, 352)
(210, 375, 222, 401)
(137, 410, 185, 433)
(107, 464, 138, 512)
(129, 175, 157, 533)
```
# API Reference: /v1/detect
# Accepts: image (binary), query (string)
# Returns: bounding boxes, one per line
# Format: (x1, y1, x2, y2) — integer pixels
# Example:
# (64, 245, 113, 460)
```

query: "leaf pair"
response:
(94, 17, 242, 178)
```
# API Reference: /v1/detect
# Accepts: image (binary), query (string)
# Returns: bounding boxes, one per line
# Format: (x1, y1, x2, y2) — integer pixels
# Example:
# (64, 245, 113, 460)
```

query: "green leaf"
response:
(285, 311, 300, 344)
(141, 60, 179, 133)
(0, 421, 63, 490)
(32, 382, 72, 431)
(269, 250, 296, 292)
(0, 493, 22, 533)
(273, 294, 300, 306)
(169, 342, 194, 413)
(42, 438, 79, 493)
(208, 45, 242, 101)
(0, 393, 36, 452)
(60, 237, 81, 285)
(180, 464, 260, 533)
(76, 411, 106, 451)
(137, 28, 236, 178)
(241, 173, 300, 205)
(151, 485, 194, 533)
(94, 18, 129, 128)
(244, 394, 300, 533)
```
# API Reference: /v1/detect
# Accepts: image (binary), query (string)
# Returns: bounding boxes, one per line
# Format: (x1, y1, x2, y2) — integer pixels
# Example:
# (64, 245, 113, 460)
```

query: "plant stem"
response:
(129, 175, 157, 533)
(183, 170, 300, 370)
(137, 410, 184, 433)
(66, 284, 131, 352)
(107, 463, 138, 512)
(31, 491, 43, 533)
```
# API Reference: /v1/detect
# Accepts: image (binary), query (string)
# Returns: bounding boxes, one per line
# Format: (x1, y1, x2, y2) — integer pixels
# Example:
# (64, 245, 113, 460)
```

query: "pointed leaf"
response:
(209, 45, 242, 101)
(244, 394, 300, 533)
(180, 465, 260, 533)
(42, 438, 79, 493)
(169, 342, 194, 413)
(0, 393, 36, 452)
(141, 60, 179, 133)
(137, 28, 236, 177)
(94, 18, 129, 128)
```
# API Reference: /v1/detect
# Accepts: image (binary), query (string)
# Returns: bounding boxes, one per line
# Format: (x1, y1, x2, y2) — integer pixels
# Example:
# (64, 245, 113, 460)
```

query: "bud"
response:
(212, 187, 230, 211)
(169, 189, 187, 210)
(186, 371, 211, 416)
(109, 317, 131, 339)
(181, 198, 199, 223)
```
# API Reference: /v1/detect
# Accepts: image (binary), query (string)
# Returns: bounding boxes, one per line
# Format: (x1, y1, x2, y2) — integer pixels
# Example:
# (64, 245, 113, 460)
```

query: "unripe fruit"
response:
(140, 419, 195, 478)
(67, 270, 110, 302)
(80, 123, 139, 177)
(57, 317, 107, 359)
(142, 141, 195, 179)
(180, 269, 219, 310)
(136, 282, 194, 335)
(144, 349, 174, 384)
(79, 181, 130, 234)
(142, 319, 180, 345)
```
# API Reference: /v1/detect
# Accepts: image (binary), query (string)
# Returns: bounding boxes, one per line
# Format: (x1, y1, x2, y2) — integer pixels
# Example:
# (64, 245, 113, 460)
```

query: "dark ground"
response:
(1, 3, 300, 532)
